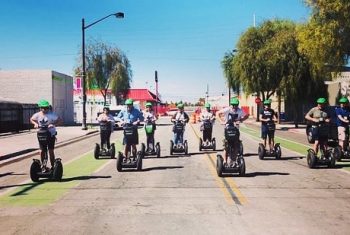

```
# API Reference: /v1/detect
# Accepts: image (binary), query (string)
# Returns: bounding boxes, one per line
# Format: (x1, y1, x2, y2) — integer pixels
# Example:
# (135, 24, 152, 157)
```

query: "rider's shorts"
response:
(312, 126, 328, 141)
(261, 125, 275, 139)
(123, 129, 139, 145)
(338, 126, 346, 141)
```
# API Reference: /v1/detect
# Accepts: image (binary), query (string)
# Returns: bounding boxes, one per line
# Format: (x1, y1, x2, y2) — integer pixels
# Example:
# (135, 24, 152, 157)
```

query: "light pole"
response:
(81, 12, 124, 130)
(228, 49, 238, 106)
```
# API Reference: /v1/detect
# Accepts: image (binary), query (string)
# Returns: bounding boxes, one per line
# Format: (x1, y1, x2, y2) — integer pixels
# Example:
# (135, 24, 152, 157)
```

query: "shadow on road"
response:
(243, 172, 290, 177)
(60, 175, 111, 182)
(142, 166, 184, 171)
(0, 182, 37, 191)
(0, 172, 26, 178)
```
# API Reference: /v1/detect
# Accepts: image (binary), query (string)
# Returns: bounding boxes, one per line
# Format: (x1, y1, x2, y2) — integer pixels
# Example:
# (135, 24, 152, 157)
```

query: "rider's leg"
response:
(106, 130, 111, 149)
(48, 136, 56, 168)
(314, 140, 319, 155)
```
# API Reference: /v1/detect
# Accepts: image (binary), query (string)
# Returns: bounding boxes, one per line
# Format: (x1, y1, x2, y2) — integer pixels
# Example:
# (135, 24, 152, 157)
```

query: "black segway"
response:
(216, 119, 245, 177)
(170, 120, 188, 155)
(30, 126, 63, 182)
(116, 123, 144, 171)
(199, 119, 216, 151)
(94, 121, 115, 159)
(306, 120, 336, 168)
(141, 118, 161, 157)
(258, 143, 281, 160)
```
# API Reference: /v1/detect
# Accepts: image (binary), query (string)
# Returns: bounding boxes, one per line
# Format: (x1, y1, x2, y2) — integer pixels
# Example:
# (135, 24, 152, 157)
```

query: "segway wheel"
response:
(238, 157, 246, 176)
(94, 144, 100, 160)
(212, 138, 216, 151)
(136, 151, 143, 171)
(170, 140, 174, 155)
(307, 149, 317, 169)
(141, 143, 146, 156)
(258, 144, 265, 160)
(216, 155, 223, 177)
(52, 159, 63, 181)
(328, 151, 336, 168)
(199, 138, 203, 151)
(155, 142, 161, 158)
(116, 152, 123, 172)
(110, 144, 116, 159)
(275, 144, 282, 160)
(30, 160, 41, 182)
(184, 140, 188, 155)
(239, 141, 244, 156)
(333, 146, 342, 161)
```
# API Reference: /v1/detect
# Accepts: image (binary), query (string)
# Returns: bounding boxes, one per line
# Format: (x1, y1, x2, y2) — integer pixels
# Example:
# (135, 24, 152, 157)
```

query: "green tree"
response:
(81, 40, 132, 106)
(298, 0, 350, 74)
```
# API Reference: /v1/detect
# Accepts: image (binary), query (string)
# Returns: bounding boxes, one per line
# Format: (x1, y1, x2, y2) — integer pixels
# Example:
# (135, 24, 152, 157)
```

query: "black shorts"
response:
(39, 135, 56, 150)
(261, 125, 275, 139)
(123, 126, 139, 145)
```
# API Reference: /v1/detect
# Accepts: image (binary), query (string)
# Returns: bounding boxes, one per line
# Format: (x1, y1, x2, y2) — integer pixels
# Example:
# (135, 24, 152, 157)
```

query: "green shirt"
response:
(306, 107, 328, 120)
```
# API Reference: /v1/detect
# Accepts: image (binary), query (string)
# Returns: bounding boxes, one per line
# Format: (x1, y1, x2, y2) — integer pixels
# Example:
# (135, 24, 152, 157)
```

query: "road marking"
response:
(189, 124, 247, 205)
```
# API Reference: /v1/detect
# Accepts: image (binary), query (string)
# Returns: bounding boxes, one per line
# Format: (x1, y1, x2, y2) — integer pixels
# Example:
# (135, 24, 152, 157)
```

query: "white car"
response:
(166, 108, 178, 116)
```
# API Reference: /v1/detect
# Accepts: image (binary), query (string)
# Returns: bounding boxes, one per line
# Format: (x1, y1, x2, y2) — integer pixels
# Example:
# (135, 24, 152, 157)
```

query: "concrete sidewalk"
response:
(0, 126, 99, 165)
(243, 118, 307, 135)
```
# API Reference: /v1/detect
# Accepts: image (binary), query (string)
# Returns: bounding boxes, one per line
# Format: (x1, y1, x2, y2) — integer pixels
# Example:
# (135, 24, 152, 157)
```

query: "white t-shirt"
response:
(143, 110, 157, 122)
(31, 111, 59, 136)
(200, 110, 215, 122)
(221, 107, 246, 126)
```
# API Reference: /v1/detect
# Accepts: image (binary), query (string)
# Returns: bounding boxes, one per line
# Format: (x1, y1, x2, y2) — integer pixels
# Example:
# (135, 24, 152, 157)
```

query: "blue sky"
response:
(0, 0, 310, 103)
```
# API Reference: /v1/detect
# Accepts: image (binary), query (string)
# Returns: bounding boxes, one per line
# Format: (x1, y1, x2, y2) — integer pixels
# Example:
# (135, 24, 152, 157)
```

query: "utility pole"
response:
(206, 84, 209, 103)
(155, 70, 158, 116)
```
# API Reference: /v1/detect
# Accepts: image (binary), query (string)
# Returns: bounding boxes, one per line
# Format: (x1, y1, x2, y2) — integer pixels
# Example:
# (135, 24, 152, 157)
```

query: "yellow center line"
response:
(189, 123, 247, 205)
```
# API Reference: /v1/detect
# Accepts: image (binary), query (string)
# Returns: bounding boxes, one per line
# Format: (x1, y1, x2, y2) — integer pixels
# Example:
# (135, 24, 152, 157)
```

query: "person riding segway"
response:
(215, 97, 248, 176)
(305, 97, 336, 168)
(29, 99, 63, 182)
(95, 106, 116, 159)
(334, 97, 350, 161)
(116, 99, 145, 171)
(258, 99, 281, 160)
(170, 103, 189, 155)
(199, 103, 216, 151)
(142, 102, 160, 157)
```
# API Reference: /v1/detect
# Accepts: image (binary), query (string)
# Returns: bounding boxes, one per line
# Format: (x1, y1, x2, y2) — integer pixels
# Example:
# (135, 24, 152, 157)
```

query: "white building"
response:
(0, 70, 74, 124)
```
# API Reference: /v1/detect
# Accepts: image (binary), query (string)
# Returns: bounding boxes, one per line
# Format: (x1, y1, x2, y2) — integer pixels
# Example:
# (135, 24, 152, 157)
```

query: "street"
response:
(1, 117, 350, 235)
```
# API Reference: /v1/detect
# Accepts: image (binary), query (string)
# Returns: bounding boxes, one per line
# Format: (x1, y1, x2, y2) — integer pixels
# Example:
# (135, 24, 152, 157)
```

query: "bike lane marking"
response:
(189, 124, 247, 206)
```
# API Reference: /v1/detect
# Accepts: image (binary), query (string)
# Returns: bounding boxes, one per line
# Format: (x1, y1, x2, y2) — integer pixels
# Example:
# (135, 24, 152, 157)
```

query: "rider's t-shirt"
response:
(172, 111, 189, 122)
(143, 110, 157, 122)
(97, 113, 115, 131)
(200, 110, 214, 122)
(116, 107, 144, 123)
(31, 111, 59, 136)
(306, 107, 328, 123)
(260, 108, 276, 125)
(221, 107, 246, 126)
(336, 107, 350, 127)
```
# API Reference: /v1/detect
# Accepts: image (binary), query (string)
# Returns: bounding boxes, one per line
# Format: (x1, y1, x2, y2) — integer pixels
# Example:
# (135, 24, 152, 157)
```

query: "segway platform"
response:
(258, 143, 281, 160)
(199, 138, 216, 151)
(30, 158, 63, 182)
(116, 151, 143, 171)
(170, 140, 188, 155)
(94, 143, 116, 159)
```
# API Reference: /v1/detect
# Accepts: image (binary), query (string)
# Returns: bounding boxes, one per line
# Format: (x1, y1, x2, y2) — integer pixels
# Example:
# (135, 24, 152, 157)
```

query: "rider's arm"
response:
(184, 112, 190, 123)
(305, 108, 317, 123)
(30, 113, 39, 128)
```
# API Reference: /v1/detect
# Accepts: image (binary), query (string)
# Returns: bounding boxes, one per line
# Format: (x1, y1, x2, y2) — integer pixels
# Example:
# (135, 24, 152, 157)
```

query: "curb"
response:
(0, 130, 99, 167)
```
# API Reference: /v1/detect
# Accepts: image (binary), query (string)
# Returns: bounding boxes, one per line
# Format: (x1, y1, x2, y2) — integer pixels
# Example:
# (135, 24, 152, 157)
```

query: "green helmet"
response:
(205, 103, 211, 108)
(177, 103, 184, 108)
(145, 102, 152, 107)
(230, 97, 239, 105)
(316, 97, 326, 104)
(125, 98, 134, 105)
(38, 99, 50, 108)
(339, 97, 349, 104)
(263, 99, 271, 105)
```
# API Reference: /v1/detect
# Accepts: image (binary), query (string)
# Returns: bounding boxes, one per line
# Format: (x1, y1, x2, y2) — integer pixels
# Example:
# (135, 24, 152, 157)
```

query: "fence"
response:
(0, 101, 38, 133)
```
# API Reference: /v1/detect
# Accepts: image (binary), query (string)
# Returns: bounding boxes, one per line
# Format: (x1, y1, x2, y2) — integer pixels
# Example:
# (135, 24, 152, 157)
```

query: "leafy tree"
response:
(81, 40, 132, 106)
(298, 0, 350, 74)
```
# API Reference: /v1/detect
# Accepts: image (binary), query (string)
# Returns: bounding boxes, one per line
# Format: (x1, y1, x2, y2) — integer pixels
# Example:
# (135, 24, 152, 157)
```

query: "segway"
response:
(30, 126, 63, 182)
(258, 143, 281, 160)
(116, 123, 144, 171)
(141, 118, 161, 157)
(306, 121, 336, 168)
(199, 119, 216, 151)
(216, 120, 245, 177)
(94, 121, 115, 159)
(170, 120, 188, 155)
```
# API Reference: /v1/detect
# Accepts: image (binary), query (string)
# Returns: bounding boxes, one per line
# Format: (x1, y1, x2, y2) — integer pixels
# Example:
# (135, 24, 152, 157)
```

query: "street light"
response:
(81, 12, 124, 130)
(228, 49, 238, 106)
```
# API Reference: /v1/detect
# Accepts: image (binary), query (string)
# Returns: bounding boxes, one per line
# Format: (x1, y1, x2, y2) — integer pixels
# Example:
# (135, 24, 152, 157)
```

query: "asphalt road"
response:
(1, 117, 350, 235)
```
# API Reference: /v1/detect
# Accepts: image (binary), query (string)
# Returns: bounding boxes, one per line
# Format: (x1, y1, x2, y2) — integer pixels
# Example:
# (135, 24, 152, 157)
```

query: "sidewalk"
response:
(0, 126, 98, 164)
(243, 118, 307, 135)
